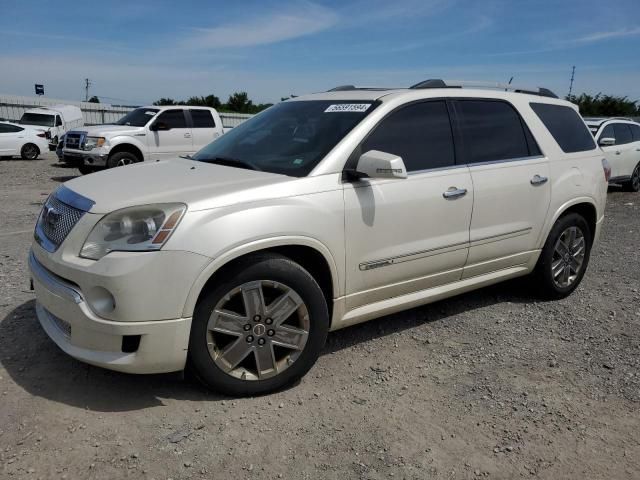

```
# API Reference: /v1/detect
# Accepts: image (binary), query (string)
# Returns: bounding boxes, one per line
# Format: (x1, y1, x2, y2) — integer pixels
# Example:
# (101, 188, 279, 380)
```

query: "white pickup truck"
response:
(62, 106, 224, 174)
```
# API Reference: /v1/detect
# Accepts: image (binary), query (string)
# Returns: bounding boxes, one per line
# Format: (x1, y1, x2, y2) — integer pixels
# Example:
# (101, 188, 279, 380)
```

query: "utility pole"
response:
(84, 78, 92, 102)
(568, 66, 576, 99)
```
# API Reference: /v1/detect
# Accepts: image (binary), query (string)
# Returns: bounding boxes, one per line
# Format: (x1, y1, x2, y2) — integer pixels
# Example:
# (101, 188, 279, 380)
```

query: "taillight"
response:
(602, 158, 612, 182)
(36, 132, 46, 138)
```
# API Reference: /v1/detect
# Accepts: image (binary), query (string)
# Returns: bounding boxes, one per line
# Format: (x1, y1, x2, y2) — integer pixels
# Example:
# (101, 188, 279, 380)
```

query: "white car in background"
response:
(19, 105, 84, 150)
(0, 121, 49, 159)
(585, 117, 640, 191)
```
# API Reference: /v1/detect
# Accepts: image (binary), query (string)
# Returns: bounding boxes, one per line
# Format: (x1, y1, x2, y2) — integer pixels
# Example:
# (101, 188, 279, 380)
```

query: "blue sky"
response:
(0, 0, 639, 105)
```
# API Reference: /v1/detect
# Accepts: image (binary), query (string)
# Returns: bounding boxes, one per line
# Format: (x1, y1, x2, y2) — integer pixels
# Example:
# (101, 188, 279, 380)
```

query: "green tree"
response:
(566, 93, 639, 117)
(225, 91, 253, 113)
(88, 95, 100, 103)
(152, 98, 183, 106)
(186, 95, 221, 109)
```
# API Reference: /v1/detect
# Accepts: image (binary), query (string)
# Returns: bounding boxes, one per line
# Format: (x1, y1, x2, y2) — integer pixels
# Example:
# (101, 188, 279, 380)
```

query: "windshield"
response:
(115, 108, 159, 127)
(20, 113, 54, 127)
(192, 100, 378, 176)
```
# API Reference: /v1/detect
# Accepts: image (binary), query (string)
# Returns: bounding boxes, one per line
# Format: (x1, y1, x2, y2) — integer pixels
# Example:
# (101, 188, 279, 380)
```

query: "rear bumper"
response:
(29, 250, 192, 374)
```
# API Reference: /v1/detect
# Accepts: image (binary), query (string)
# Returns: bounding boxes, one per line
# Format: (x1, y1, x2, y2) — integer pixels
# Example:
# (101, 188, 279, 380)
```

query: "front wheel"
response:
(106, 151, 138, 168)
(532, 213, 592, 299)
(20, 143, 40, 160)
(188, 253, 329, 396)
(623, 163, 640, 192)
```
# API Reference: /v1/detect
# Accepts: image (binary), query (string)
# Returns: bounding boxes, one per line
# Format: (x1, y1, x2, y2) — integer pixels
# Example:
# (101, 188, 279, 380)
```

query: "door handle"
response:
(530, 174, 548, 185)
(442, 187, 467, 199)
(184, 133, 192, 138)
(615, 151, 621, 155)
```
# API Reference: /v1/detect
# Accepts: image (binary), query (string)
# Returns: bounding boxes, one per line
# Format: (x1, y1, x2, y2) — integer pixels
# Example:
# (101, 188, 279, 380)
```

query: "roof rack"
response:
(327, 85, 397, 92)
(409, 79, 558, 98)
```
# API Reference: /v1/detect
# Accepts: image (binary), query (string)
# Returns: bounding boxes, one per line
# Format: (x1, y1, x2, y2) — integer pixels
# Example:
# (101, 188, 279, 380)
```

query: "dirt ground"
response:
(0, 153, 639, 480)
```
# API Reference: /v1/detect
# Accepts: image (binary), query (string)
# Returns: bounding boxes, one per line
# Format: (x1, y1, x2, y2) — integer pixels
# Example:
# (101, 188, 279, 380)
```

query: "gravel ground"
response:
(0, 153, 639, 480)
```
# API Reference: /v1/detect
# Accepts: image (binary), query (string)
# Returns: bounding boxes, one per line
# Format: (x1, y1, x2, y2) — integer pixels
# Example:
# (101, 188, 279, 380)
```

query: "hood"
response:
(62, 158, 291, 214)
(70, 125, 143, 137)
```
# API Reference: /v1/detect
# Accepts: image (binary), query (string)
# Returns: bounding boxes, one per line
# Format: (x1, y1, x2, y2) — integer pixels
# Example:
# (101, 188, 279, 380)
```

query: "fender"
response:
(537, 195, 599, 248)
(106, 135, 147, 159)
(181, 235, 340, 318)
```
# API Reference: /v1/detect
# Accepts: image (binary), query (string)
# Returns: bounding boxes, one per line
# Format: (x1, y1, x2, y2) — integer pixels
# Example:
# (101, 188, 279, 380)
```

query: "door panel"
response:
(0, 128, 20, 154)
(147, 109, 193, 159)
(344, 168, 473, 309)
(189, 109, 220, 152)
(464, 158, 551, 277)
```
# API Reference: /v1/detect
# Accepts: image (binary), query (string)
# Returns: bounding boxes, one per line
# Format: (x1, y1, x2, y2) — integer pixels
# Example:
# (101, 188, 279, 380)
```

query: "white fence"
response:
(0, 94, 253, 128)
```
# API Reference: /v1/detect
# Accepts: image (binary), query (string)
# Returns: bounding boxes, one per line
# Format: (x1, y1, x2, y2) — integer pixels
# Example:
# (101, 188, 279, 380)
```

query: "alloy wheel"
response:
(632, 165, 640, 191)
(116, 158, 134, 166)
(551, 226, 586, 288)
(23, 144, 38, 159)
(206, 280, 310, 381)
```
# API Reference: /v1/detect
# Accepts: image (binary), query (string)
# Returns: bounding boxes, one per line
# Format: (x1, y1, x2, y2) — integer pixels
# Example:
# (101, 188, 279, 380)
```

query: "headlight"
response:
(80, 204, 186, 260)
(83, 136, 106, 150)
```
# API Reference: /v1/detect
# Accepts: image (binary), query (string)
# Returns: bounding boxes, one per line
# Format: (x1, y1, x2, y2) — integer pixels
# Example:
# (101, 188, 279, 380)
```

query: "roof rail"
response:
(409, 79, 559, 98)
(328, 85, 357, 92)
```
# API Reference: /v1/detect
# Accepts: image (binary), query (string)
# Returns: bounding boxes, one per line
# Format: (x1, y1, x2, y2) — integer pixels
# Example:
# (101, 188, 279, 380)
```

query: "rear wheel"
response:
(532, 213, 591, 299)
(623, 162, 640, 192)
(106, 151, 138, 169)
(20, 143, 39, 160)
(188, 253, 329, 396)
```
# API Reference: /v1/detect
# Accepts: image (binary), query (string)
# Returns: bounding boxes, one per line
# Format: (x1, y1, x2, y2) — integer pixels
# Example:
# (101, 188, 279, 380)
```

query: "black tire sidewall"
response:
(188, 254, 329, 396)
(624, 163, 640, 192)
(106, 151, 137, 169)
(536, 213, 592, 298)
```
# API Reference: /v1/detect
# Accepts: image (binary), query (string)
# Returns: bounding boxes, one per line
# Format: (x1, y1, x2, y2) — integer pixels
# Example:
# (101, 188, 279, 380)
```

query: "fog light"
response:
(86, 286, 115, 315)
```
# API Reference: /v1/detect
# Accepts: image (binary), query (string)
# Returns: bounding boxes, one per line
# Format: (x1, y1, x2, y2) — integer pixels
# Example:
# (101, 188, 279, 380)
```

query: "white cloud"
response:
(181, 2, 338, 49)
(577, 26, 640, 43)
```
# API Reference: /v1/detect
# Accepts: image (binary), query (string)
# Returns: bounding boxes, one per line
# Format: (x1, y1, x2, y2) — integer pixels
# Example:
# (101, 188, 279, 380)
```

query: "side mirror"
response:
(599, 137, 615, 147)
(353, 150, 408, 180)
(150, 122, 170, 131)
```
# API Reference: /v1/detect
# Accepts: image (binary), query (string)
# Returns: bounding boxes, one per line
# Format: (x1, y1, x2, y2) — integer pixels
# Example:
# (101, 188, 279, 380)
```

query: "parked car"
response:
(584, 117, 640, 191)
(29, 80, 608, 396)
(62, 106, 224, 175)
(19, 104, 84, 150)
(0, 121, 49, 159)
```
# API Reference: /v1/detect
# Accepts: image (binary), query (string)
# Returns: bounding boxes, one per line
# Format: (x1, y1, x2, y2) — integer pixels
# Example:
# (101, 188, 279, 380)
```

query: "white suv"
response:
(62, 106, 224, 174)
(584, 117, 640, 191)
(29, 80, 608, 395)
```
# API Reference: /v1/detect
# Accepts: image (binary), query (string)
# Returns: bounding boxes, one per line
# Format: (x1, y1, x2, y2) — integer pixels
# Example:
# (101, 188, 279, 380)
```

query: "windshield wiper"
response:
(197, 156, 260, 171)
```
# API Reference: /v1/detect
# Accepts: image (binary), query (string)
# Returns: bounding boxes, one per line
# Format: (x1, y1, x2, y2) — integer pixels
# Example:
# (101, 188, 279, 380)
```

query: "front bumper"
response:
(29, 249, 203, 374)
(62, 148, 108, 167)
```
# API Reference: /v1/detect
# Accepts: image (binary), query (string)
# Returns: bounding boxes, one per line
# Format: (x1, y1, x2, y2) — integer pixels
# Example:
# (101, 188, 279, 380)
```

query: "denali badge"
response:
(42, 204, 61, 228)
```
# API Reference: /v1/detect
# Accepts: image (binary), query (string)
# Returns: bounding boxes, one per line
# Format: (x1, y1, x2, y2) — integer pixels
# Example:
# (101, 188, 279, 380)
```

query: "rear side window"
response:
(530, 103, 596, 153)
(190, 109, 216, 128)
(613, 123, 633, 145)
(362, 100, 455, 172)
(455, 100, 532, 163)
(631, 124, 640, 141)
(0, 124, 23, 133)
(156, 109, 187, 128)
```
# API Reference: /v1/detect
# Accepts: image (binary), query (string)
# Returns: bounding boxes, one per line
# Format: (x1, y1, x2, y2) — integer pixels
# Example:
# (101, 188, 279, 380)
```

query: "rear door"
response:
(0, 124, 23, 155)
(148, 109, 193, 159)
(344, 100, 474, 309)
(613, 123, 636, 178)
(453, 99, 551, 278)
(188, 109, 220, 152)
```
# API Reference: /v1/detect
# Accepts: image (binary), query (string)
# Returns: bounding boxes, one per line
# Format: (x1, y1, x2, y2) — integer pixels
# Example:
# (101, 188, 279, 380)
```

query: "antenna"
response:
(84, 78, 93, 102)
(568, 66, 576, 98)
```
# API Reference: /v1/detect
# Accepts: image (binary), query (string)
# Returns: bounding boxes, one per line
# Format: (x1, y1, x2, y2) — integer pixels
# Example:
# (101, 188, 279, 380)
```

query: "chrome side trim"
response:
(467, 155, 546, 168)
(29, 251, 83, 304)
(55, 185, 95, 212)
(470, 227, 532, 244)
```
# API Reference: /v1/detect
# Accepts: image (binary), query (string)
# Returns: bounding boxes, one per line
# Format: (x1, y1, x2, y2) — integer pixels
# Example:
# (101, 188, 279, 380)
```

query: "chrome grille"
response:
(64, 132, 83, 150)
(35, 195, 85, 252)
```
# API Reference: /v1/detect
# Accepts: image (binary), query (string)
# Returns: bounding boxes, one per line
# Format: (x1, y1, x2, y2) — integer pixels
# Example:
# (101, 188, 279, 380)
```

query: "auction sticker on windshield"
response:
(324, 104, 371, 113)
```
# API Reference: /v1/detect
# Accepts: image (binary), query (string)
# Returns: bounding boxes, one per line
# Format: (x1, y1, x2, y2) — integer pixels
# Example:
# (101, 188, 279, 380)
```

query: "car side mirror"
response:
(599, 137, 615, 147)
(150, 122, 170, 131)
(353, 150, 408, 180)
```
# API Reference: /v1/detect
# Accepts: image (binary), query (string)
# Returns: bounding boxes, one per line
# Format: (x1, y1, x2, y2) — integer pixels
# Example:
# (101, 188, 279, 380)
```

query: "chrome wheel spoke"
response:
(254, 343, 277, 377)
(267, 289, 303, 326)
(208, 309, 247, 336)
(552, 259, 564, 278)
(271, 325, 308, 350)
(555, 240, 569, 257)
(220, 338, 252, 370)
(241, 282, 266, 318)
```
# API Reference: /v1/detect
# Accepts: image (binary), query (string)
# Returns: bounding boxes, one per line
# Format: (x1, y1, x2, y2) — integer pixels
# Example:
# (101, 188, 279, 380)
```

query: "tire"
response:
(188, 253, 329, 396)
(78, 165, 98, 175)
(106, 151, 138, 169)
(532, 213, 592, 299)
(623, 163, 640, 192)
(20, 143, 39, 160)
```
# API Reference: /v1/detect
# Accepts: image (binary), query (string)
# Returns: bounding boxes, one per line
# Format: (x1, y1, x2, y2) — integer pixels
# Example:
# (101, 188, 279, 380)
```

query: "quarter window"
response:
(361, 101, 455, 172)
(0, 124, 23, 133)
(455, 100, 532, 163)
(613, 123, 633, 145)
(530, 103, 596, 153)
(190, 109, 216, 128)
(156, 109, 187, 129)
